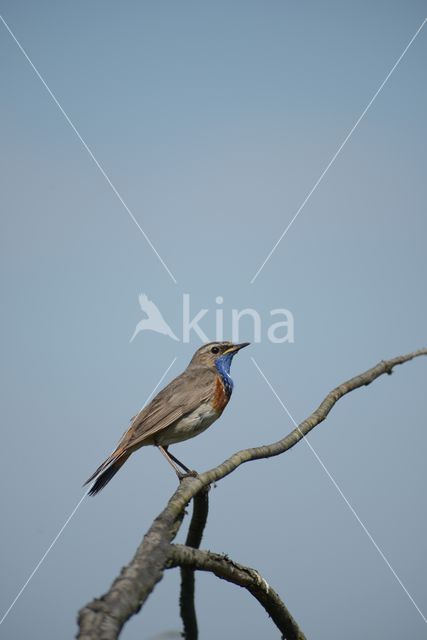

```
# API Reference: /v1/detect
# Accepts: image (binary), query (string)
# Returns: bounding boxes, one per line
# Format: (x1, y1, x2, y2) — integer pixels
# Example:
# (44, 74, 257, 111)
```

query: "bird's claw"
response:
(178, 470, 198, 480)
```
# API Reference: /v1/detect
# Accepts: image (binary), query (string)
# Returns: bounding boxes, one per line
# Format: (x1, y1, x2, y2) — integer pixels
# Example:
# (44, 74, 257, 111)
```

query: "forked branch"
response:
(77, 348, 427, 639)
(169, 544, 306, 640)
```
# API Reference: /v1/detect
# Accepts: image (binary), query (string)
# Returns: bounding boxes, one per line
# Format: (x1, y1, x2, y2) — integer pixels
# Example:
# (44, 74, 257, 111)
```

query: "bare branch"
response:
(169, 544, 306, 640)
(184, 485, 210, 550)
(77, 348, 427, 639)
(180, 486, 210, 639)
(77, 497, 186, 639)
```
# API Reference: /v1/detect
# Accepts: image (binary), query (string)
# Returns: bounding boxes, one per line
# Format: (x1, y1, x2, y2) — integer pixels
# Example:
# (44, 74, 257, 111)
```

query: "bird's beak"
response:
(223, 342, 250, 355)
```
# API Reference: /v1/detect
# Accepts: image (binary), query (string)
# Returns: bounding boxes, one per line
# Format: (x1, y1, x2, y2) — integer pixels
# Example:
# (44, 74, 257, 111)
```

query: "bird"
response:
(84, 340, 250, 495)
(130, 293, 179, 343)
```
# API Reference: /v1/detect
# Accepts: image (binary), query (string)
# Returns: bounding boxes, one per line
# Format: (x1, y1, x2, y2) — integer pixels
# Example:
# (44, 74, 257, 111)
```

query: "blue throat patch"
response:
(214, 352, 235, 396)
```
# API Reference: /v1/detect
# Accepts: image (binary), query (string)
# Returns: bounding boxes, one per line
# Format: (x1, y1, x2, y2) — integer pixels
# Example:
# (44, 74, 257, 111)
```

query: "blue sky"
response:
(1, 2, 426, 639)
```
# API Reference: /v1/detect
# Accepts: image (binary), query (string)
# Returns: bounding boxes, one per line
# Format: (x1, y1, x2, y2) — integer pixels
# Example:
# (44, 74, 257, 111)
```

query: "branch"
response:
(77, 348, 427, 639)
(77, 500, 185, 639)
(169, 545, 306, 640)
(179, 486, 210, 639)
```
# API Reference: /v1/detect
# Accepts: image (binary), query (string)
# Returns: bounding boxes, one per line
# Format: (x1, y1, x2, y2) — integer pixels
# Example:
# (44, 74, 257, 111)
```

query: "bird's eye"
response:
(211, 346, 220, 354)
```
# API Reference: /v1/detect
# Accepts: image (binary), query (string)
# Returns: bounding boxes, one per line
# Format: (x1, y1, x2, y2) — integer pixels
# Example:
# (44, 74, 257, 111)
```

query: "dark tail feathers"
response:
(84, 450, 130, 496)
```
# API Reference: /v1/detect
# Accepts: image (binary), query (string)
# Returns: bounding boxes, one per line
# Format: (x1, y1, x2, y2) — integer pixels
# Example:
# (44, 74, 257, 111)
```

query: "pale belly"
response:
(155, 401, 222, 446)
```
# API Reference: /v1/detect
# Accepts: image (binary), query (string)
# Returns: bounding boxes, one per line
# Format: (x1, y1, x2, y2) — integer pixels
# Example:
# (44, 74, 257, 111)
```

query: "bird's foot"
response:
(178, 469, 198, 480)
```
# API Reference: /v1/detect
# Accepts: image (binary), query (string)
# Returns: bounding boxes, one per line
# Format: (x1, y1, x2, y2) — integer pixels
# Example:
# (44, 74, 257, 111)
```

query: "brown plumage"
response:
(84, 341, 249, 495)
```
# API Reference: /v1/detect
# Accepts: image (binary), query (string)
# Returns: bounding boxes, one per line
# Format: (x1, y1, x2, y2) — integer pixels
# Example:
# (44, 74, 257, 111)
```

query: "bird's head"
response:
(189, 341, 250, 369)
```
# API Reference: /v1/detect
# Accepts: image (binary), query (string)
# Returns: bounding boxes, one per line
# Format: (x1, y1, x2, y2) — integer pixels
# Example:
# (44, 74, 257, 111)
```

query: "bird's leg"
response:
(158, 445, 183, 476)
(157, 445, 197, 479)
(166, 450, 192, 473)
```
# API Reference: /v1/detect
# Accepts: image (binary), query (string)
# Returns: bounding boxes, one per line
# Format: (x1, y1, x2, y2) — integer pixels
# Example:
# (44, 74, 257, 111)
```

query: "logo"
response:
(130, 294, 294, 344)
(130, 294, 179, 342)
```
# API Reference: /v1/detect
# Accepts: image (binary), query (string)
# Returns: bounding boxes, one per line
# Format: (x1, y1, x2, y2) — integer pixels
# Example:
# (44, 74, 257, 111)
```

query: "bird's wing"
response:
(116, 367, 215, 452)
(139, 294, 162, 320)
(138, 293, 149, 312)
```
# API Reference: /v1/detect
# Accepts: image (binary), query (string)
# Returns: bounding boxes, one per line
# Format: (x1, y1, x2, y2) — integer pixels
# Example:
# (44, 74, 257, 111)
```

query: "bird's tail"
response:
(84, 448, 130, 496)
